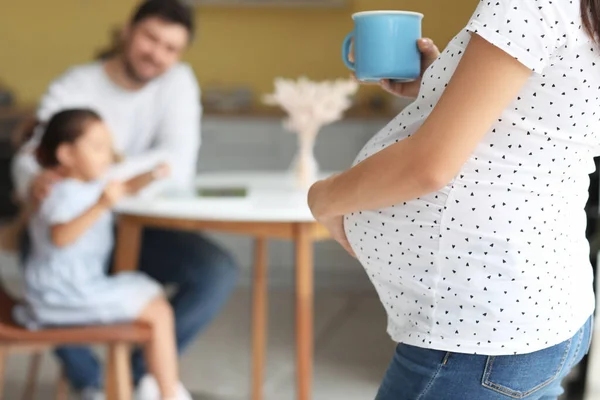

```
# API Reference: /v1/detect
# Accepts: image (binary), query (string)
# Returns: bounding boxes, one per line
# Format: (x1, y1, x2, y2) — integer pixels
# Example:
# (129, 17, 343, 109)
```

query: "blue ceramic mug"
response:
(342, 11, 424, 82)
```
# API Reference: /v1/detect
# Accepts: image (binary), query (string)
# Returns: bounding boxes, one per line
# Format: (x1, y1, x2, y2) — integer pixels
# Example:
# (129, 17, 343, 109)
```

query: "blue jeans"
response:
(376, 316, 594, 400)
(51, 228, 239, 390)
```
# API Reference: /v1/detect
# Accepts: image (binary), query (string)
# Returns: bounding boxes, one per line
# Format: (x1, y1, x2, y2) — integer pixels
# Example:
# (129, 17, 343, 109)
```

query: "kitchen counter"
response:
(0, 105, 398, 121)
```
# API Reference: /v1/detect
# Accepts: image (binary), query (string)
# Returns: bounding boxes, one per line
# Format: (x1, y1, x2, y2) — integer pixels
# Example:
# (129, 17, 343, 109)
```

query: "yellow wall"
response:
(0, 0, 478, 107)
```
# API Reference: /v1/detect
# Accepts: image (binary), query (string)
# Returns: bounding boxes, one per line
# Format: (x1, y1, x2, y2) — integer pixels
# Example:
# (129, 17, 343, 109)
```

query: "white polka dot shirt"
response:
(345, 0, 598, 355)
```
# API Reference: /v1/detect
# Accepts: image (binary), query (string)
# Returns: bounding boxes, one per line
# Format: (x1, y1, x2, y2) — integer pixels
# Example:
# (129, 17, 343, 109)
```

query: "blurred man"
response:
(12, 1, 238, 399)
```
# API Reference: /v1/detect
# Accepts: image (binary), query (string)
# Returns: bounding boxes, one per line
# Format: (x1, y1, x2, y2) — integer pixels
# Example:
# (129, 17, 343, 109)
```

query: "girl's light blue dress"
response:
(14, 179, 162, 329)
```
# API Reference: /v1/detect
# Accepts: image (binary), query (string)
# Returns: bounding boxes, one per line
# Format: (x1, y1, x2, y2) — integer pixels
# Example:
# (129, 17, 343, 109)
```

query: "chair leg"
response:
(22, 351, 43, 400)
(0, 346, 7, 400)
(54, 369, 69, 400)
(105, 343, 132, 400)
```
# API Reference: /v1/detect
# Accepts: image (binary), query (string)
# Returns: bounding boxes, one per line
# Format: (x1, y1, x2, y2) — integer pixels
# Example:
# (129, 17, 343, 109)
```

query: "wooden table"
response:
(112, 172, 331, 400)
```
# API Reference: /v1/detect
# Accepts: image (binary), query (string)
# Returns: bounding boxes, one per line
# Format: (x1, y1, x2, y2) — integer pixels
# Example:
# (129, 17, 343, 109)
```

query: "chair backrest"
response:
(0, 114, 37, 328)
(0, 282, 17, 327)
(0, 206, 31, 301)
(0, 211, 27, 252)
(0, 220, 21, 336)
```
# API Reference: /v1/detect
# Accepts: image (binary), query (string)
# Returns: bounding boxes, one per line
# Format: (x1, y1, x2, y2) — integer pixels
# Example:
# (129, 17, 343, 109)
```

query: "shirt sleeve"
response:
(36, 67, 92, 122)
(40, 181, 103, 225)
(466, 0, 570, 73)
(153, 64, 202, 191)
(11, 68, 92, 200)
(104, 65, 201, 198)
(11, 135, 41, 201)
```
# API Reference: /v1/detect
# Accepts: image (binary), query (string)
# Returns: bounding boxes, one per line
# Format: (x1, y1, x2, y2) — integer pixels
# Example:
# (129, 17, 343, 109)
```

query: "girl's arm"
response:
(51, 181, 124, 247)
(51, 164, 169, 247)
(309, 34, 532, 219)
(50, 203, 109, 248)
(124, 163, 170, 195)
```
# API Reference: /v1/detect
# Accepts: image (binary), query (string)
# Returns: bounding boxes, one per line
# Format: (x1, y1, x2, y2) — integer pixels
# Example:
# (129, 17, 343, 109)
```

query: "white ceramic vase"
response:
(291, 127, 319, 190)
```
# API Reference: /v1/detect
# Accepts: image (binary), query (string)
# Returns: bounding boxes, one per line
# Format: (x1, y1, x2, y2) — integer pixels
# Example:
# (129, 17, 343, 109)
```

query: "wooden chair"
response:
(0, 211, 152, 400)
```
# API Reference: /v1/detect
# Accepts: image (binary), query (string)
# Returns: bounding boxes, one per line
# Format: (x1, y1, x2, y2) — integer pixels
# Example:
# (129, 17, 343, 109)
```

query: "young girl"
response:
(14, 109, 191, 400)
(309, 0, 598, 399)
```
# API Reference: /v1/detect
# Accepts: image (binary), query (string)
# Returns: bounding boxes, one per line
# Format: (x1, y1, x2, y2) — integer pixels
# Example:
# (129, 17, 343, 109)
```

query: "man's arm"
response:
(106, 65, 201, 196)
(11, 67, 90, 201)
(11, 137, 41, 202)
(152, 64, 201, 192)
(123, 163, 169, 195)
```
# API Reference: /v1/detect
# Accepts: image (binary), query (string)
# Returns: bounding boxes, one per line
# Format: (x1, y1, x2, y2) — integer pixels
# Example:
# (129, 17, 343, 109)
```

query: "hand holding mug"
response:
(342, 11, 439, 98)
(347, 37, 440, 98)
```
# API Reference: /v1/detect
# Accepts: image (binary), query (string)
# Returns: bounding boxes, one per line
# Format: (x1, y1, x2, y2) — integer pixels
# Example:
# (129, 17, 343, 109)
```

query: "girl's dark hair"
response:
(96, 0, 194, 60)
(35, 109, 102, 168)
(582, 0, 600, 43)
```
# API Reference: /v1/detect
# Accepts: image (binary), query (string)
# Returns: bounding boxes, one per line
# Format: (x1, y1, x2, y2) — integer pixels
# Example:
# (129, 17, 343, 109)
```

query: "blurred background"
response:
(0, 0, 483, 291)
(0, 1, 598, 399)
(1, 0, 474, 110)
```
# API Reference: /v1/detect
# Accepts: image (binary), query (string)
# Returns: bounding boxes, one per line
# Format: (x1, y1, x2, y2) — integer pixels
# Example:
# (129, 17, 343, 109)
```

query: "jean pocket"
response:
(482, 339, 572, 399)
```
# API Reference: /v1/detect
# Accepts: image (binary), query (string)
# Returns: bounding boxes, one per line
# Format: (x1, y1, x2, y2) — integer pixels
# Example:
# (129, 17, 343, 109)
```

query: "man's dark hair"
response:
(96, 0, 194, 60)
(131, 0, 194, 37)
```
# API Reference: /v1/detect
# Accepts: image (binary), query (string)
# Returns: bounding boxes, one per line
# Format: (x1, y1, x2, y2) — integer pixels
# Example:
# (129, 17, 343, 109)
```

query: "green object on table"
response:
(197, 187, 248, 198)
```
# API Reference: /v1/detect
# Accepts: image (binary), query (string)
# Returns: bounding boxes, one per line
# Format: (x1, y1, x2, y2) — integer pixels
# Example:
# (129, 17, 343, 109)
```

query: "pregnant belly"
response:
(344, 216, 442, 286)
(344, 191, 445, 257)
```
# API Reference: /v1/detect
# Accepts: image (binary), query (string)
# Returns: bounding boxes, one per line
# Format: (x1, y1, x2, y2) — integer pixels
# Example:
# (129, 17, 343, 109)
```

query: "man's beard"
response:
(121, 55, 153, 85)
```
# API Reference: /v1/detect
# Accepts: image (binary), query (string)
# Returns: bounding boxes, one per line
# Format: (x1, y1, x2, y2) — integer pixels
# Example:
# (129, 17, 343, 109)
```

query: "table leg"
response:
(251, 237, 268, 400)
(114, 216, 142, 273)
(295, 223, 314, 400)
(54, 369, 69, 400)
(22, 351, 42, 400)
(106, 343, 132, 400)
(0, 346, 6, 399)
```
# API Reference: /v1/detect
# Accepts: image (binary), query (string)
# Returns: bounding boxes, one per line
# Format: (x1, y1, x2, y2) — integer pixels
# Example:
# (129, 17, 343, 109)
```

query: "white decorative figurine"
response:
(263, 76, 359, 189)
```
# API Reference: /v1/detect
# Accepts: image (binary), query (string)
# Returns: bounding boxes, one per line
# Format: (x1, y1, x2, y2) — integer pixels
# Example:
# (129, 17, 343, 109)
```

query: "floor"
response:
(1, 289, 598, 400)
(3, 288, 392, 399)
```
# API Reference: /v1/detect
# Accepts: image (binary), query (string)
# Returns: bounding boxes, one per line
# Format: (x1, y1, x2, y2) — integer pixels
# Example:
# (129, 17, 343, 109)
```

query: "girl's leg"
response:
(137, 296, 178, 399)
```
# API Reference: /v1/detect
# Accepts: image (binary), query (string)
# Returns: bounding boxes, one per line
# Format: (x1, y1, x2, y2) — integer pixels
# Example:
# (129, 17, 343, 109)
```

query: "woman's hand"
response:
(320, 215, 356, 258)
(308, 179, 356, 258)
(349, 38, 440, 98)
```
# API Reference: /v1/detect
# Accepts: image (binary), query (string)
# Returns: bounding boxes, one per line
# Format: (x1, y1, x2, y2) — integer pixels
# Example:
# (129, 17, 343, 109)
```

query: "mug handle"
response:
(342, 32, 355, 70)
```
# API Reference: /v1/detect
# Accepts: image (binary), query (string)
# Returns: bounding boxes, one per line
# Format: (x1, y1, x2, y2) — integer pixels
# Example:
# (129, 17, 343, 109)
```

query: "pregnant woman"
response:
(308, 1, 597, 399)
